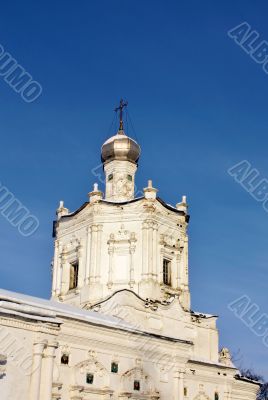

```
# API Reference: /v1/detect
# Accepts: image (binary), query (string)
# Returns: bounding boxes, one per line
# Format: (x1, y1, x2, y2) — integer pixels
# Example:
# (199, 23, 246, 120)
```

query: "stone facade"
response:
(0, 119, 260, 400)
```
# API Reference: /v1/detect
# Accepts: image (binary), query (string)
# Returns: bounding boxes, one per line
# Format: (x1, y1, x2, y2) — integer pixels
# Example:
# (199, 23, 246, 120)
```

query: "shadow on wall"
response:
(0, 354, 7, 378)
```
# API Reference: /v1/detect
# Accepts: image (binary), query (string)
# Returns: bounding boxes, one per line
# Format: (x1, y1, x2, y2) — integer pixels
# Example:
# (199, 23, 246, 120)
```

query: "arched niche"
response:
(73, 354, 109, 388)
(120, 367, 159, 398)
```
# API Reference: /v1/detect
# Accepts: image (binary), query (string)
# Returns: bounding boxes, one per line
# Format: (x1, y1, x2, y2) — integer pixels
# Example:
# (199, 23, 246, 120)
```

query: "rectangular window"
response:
(184, 387, 188, 396)
(127, 174, 132, 181)
(163, 258, 171, 286)
(108, 173, 113, 181)
(111, 362, 118, 373)
(86, 373, 94, 384)
(61, 353, 69, 365)
(69, 261, 79, 290)
(134, 380, 140, 391)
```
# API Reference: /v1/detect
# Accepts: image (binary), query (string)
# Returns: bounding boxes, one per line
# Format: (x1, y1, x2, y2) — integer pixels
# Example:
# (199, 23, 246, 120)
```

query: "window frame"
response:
(86, 373, 94, 385)
(163, 258, 171, 286)
(134, 380, 140, 391)
(111, 361, 119, 374)
(69, 261, 79, 290)
(61, 353, 69, 365)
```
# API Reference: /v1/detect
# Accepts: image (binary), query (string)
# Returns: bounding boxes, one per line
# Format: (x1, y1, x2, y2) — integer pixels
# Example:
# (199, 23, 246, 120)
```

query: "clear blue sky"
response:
(0, 0, 267, 379)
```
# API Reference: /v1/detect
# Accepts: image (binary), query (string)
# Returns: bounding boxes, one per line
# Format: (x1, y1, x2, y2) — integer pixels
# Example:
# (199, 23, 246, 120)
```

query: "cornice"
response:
(0, 315, 60, 335)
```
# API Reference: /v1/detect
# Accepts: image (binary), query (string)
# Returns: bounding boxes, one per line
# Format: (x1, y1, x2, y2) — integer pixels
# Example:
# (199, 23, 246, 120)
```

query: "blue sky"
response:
(0, 0, 267, 379)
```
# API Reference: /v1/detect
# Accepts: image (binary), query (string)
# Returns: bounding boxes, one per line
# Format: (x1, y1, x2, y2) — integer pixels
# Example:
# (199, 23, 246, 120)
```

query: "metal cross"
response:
(115, 98, 128, 131)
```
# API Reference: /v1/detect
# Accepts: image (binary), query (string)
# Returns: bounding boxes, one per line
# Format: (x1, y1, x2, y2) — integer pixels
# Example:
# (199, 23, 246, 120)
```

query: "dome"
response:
(101, 130, 141, 164)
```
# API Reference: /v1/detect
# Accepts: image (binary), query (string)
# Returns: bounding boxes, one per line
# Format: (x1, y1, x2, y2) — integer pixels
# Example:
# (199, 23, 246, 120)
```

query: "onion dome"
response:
(101, 99, 141, 165)
(101, 129, 141, 165)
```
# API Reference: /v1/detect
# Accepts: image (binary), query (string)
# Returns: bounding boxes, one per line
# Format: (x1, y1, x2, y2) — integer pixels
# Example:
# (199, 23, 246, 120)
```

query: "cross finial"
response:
(115, 98, 128, 132)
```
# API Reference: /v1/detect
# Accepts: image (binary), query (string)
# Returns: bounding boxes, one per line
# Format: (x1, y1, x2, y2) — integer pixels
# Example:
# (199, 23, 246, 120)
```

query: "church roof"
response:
(0, 288, 123, 327)
(56, 196, 189, 220)
(0, 289, 192, 345)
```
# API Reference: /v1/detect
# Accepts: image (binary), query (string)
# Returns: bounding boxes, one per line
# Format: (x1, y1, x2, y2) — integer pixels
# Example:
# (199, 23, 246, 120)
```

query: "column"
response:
(142, 221, 148, 278)
(181, 236, 190, 309)
(129, 233, 136, 288)
(148, 221, 153, 278)
(60, 250, 69, 295)
(152, 223, 158, 278)
(182, 236, 189, 287)
(95, 224, 103, 283)
(176, 252, 181, 289)
(159, 248, 164, 284)
(56, 246, 65, 295)
(85, 226, 91, 284)
(89, 225, 98, 283)
(42, 341, 58, 400)
(30, 340, 46, 400)
(173, 368, 185, 400)
(55, 244, 62, 295)
(178, 370, 185, 400)
(51, 241, 59, 296)
(107, 238, 114, 289)
(77, 241, 84, 288)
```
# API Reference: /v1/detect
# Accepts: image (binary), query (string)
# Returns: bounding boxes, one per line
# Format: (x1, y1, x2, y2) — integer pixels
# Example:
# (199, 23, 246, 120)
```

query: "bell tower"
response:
(51, 100, 190, 311)
(101, 99, 141, 202)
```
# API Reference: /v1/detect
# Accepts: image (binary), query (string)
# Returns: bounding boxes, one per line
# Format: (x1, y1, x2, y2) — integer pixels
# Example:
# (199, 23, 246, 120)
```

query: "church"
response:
(0, 101, 259, 400)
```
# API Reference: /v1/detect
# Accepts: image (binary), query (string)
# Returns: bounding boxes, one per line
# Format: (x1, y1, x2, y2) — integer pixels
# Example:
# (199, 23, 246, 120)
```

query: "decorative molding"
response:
(193, 386, 211, 400)
(73, 352, 109, 387)
(120, 366, 158, 397)
(0, 316, 60, 335)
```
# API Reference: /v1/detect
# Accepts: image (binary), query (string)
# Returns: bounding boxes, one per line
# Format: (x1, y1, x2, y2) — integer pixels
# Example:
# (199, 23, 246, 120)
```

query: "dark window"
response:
(69, 261, 79, 290)
(86, 373, 94, 384)
(111, 362, 118, 373)
(134, 380, 140, 391)
(108, 173, 113, 181)
(163, 258, 171, 286)
(184, 387, 188, 396)
(215, 393, 219, 400)
(61, 353, 69, 365)
(127, 174, 132, 181)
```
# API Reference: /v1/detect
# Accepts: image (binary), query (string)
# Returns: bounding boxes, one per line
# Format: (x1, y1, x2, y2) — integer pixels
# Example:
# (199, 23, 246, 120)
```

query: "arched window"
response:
(215, 392, 219, 400)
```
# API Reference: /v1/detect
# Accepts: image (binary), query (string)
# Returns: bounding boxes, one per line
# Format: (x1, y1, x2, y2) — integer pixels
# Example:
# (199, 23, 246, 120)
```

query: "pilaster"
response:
(30, 340, 46, 400)
(142, 221, 149, 277)
(85, 226, 91, 285)
(173, 368, 185, 400)
(95, 224, 103, 283)
(41, 341, 58, 400)
(89, 224, 98, 284)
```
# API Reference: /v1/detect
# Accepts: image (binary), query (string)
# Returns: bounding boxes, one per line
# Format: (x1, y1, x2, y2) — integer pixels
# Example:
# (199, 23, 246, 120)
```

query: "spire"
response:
(114, 98, 128, 133)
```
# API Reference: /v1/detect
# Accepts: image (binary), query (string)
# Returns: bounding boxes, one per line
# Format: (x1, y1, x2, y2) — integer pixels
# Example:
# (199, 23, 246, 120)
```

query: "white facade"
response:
(0, 120, 260, 400)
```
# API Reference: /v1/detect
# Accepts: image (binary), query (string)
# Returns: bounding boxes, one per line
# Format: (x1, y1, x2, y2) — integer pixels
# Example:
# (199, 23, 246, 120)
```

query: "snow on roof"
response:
(189, 357, 236, 370)
(0, 288, 193, 345)
(0, 288, 133, 330)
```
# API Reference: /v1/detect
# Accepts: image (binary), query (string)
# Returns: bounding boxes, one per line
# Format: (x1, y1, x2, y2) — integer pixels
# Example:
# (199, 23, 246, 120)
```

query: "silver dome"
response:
(101, 130, 141, 165)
